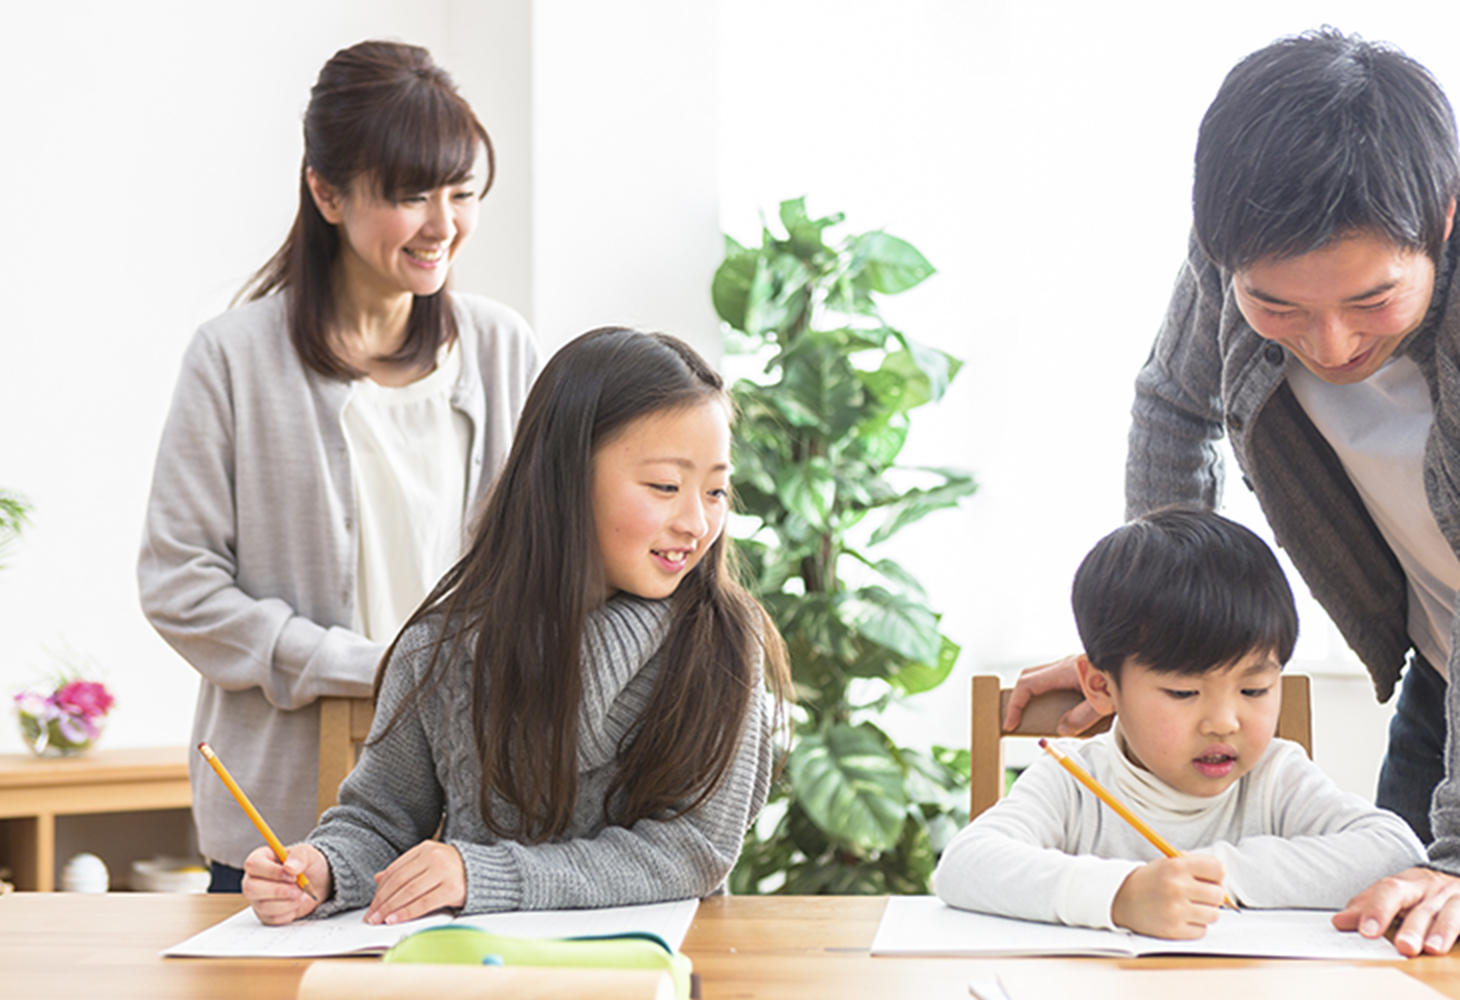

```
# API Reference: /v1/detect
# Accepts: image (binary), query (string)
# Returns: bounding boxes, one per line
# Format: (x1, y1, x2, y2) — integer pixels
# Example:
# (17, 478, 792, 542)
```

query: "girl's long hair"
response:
(236, 40, 495, 379)
(377, 327, 790, 840)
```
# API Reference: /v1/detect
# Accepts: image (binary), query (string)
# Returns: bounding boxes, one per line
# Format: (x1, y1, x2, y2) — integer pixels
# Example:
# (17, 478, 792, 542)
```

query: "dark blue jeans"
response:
(208, 860, 245, 893)
(1376, 653, 1447, 846)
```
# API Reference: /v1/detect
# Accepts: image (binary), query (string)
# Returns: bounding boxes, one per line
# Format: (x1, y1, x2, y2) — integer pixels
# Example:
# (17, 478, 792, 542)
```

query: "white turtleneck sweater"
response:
(932, 723, 1425, 930)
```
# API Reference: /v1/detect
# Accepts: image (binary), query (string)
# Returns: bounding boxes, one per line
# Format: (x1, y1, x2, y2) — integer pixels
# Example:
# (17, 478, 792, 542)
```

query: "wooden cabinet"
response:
(0, 746, 191, 890)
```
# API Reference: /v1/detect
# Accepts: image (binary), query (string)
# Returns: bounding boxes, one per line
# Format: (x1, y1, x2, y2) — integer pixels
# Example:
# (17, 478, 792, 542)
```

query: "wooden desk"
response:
(0, 746, 191, 890)
(4, 893, 1460, 998)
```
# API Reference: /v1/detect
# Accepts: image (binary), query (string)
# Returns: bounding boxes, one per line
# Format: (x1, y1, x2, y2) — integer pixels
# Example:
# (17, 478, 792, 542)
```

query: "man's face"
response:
(1232, 229, 1441, 385)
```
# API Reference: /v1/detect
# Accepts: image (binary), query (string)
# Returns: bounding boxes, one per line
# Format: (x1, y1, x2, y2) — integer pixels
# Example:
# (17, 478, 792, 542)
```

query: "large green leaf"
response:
(841, 586, 942, 664)
(869, 469, 979, 545)
(789, 724, 907, 851)
(891, 633, 960, 695)
(775, 457, 836, 529)
(850, 231, 936, 294)
(711, 240, 756, 330)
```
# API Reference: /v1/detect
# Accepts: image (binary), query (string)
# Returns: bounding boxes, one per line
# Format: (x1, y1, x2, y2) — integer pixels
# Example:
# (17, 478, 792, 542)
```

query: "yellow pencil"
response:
(197, 741, 316, 900)
(1038, 738, 1237, 911)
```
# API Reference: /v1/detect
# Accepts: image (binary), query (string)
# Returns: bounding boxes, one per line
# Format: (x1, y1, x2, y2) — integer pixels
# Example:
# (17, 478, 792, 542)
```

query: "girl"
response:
(138, 41, 539, 892)
(242, 328, 790, 924)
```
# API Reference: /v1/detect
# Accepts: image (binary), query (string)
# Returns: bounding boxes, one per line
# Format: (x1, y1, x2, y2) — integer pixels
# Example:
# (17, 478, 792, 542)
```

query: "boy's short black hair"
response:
(1194, 27, 1460, 270)
(1072, 507, 1298, 682)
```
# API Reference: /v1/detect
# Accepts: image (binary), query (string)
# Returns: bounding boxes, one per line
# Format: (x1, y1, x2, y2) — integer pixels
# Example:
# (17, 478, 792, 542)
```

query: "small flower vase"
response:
(13, 681, 112, 758)
(17, 709, 98, 757)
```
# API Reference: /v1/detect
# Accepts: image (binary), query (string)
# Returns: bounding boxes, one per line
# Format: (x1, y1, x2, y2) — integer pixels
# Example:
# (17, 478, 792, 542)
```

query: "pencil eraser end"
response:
(1038, 738, 1049, 748)
(197, 741, 207, 750)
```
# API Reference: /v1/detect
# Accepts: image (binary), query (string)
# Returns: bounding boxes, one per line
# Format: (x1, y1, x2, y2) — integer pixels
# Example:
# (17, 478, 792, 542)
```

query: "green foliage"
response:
(715, 198, 976, 894)
(0, 490, 29, 569)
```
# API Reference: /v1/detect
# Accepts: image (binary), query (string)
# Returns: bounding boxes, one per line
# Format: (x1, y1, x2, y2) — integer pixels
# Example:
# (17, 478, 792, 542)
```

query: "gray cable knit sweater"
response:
(1126, 227, 1460, 872)
(308, 594, 776, 915)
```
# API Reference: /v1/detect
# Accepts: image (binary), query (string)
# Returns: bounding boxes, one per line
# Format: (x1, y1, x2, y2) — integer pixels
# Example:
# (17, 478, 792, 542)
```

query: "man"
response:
(1007, 28, 1460, 955)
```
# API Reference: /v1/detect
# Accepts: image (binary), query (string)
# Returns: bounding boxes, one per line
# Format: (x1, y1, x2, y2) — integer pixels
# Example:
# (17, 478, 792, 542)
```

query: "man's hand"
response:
(1334, 867, 1460, 956)
(364, 840, 467, 925)
(1003, 654, 1110, 735)
(1111, 854, 1227, 939)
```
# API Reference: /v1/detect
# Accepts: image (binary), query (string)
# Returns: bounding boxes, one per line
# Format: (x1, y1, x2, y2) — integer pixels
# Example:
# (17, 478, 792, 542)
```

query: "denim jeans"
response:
(1376, 653, 1447, 846)
(208, 860, 245, 893)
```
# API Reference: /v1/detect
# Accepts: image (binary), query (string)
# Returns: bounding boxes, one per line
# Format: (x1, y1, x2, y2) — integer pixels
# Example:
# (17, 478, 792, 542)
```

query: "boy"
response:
(936, 508, 1424, 939)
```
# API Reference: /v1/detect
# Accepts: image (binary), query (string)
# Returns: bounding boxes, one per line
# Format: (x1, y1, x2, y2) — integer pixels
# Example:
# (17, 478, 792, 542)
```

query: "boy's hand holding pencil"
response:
(1111, 853, 1228, 939)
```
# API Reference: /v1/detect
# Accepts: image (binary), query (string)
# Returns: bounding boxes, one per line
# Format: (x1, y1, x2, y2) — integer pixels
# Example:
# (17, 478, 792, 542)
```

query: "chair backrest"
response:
(968, 672, 1313, 819)
(317, 696, 375, 820)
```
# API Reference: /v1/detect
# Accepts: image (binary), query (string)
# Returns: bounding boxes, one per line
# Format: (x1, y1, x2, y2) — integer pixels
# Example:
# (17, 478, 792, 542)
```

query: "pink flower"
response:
(53, 680, 114, 720)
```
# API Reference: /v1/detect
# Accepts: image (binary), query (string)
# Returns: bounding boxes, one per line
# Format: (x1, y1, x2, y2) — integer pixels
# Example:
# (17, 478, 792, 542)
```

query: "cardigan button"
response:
(1263, 342, 1286, 365)
(1229, 413, 1245, 432)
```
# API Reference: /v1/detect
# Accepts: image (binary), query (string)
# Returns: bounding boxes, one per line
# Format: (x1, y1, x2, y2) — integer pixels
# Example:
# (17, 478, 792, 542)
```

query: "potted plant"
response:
(714, 198, 976, 893)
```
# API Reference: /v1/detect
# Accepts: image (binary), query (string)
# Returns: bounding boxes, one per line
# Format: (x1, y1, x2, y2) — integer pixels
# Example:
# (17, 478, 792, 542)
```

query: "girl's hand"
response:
(364, 840, 466, 925)
(241, 842, 331, 925)
(1111, 854, 1226, 939)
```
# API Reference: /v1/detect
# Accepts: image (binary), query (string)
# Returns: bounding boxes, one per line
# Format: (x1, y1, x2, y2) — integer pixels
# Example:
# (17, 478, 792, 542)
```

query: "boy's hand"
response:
(1111, 854, 1226, 939)
(364, 840, 466, 925)
(242, 842, 331, 925)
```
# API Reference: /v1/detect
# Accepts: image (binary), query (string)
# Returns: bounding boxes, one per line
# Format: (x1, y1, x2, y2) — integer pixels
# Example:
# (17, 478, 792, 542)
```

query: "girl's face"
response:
(309, 145, 487, 306)
(590, 399, 731, 602)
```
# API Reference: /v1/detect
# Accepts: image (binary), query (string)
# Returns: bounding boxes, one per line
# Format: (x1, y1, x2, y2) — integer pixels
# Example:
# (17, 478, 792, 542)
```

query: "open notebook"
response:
(872, 896, 1400, 960)
(164, 898, 699, 958)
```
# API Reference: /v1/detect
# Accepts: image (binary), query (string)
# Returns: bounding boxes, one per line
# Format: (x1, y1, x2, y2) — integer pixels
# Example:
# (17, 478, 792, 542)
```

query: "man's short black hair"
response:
(1194, 27, 1459, 270)
(1072, 507, 1298, 682)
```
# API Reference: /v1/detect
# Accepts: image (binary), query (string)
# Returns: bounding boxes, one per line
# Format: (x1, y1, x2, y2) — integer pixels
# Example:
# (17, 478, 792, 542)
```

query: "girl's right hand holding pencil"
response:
(1111, 853, 1226, 939)
(242, 842, 331, 925)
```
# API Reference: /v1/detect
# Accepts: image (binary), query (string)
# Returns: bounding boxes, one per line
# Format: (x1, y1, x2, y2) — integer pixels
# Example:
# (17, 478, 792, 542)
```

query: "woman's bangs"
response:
(369, 87, 488, 198)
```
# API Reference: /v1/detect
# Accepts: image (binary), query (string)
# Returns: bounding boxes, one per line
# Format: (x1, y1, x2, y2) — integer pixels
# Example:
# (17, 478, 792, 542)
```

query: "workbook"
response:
(164, 898, 698, 958)
(872, 896, 1399, 960)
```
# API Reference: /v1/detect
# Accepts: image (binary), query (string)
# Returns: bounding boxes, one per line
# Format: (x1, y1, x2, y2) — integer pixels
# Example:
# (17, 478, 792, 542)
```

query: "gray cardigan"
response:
(1126, 228, 1460, 871)
(308, 595, 776, 915)
(137, 293, 539, 866)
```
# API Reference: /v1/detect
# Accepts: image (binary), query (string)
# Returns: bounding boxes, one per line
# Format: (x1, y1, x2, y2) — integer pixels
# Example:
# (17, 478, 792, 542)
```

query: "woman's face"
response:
(590, 399, 731, 602)
(311, 145, 487, 306)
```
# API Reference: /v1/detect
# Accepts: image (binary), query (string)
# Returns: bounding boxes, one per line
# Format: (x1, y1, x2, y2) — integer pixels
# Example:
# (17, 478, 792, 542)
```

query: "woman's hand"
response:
(1111, 854, 1226, 939)
(364, 840, 467, 925)
(1335, 867, 1460, 956)
(242, 842, 331, 925)
(1002, 653, 1109, 735)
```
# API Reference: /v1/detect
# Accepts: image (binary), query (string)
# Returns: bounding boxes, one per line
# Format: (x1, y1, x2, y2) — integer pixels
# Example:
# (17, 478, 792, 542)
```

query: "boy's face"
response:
(1231, 220, 1450, 386)
(1076, 649, 1283, 797)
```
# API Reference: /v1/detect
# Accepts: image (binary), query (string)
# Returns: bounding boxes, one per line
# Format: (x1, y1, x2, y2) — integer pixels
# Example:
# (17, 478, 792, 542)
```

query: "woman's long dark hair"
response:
(377, 327, 790, 841)
(237, 40, 495, 379)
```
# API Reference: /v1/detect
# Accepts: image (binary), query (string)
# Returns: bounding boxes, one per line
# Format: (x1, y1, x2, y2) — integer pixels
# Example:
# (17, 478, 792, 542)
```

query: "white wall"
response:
(717, 1, 1460, 797)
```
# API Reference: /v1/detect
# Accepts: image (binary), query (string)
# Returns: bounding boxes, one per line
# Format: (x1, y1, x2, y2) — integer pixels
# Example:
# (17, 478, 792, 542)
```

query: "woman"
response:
(138, 40, 539, 892)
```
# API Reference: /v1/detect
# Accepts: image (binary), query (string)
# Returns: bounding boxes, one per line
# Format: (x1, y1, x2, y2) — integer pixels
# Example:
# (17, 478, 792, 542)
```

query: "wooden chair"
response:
(316, 696, 375, 819)
(968, 672, 1313, 820)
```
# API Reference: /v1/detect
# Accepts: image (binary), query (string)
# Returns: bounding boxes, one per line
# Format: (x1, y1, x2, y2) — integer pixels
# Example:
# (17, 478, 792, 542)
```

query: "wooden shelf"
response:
(0, 746, 191, 891)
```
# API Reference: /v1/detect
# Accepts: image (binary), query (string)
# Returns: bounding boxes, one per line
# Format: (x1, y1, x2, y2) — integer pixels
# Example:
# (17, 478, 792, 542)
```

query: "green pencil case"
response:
(383, 924, 696, 1000)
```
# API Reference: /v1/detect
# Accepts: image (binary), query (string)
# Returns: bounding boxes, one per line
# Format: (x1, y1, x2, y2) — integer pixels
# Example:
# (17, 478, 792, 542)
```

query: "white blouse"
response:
(341, 339, 472, 641)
